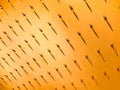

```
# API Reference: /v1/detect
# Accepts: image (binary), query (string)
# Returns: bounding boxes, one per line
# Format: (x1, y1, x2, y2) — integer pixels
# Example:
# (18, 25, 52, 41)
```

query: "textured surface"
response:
(0, 0, 120, 90)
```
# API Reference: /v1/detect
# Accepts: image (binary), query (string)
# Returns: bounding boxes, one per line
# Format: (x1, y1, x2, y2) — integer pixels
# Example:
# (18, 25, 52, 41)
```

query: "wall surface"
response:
(0, 0, 120, 90)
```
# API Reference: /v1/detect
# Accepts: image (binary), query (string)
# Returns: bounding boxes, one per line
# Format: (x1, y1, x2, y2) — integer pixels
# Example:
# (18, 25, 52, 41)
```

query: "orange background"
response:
(0, 0, 120, 90)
